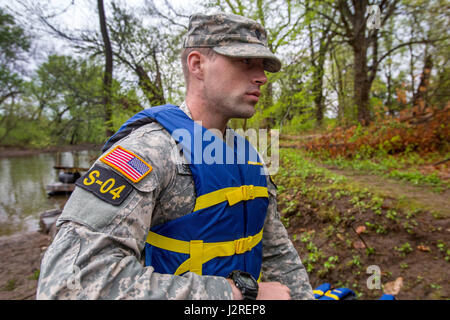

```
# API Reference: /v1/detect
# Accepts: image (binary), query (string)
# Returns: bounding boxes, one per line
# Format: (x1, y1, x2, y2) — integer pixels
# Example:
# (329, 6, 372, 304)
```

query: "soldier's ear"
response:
(187, 50, 205, 81)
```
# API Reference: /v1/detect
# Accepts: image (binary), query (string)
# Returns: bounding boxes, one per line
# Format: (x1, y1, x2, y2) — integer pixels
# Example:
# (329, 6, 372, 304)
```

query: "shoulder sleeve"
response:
(57, 123, 176, 232)
(99, 122, 177, 192)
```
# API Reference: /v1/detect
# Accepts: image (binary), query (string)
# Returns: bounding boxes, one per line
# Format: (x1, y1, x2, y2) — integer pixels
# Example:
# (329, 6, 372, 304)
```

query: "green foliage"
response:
(1, 0, 449, 149)
(365, 221, 387, 234)
(28, 55, 106, 145)
(0, 52, 151, 147)
(282, 113, 317, 134)
(3, 278, 17, 291)
(0, 7, 30, 129)
(28, 269, 40, 280)
(300, 230, 325, 273)
(395, 242, 413, 256)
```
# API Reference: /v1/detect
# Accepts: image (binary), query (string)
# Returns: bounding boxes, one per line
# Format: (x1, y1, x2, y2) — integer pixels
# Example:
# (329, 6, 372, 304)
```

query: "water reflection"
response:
(0, 149, 100, 236)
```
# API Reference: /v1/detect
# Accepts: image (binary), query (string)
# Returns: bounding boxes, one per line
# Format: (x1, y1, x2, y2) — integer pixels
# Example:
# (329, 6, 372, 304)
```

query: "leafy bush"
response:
(303, 106, 449, 159)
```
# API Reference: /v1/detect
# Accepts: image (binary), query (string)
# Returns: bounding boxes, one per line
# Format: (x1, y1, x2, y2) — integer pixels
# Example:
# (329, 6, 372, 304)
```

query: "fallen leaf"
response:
(383, 277, 403, 295)
(417, 245, 430, 252)
(356, 226, 366, 234)
(353, 240, 366, 249)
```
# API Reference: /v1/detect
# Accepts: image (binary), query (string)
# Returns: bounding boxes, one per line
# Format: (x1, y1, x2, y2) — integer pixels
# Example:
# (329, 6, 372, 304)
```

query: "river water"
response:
(0, 149, 101, 236)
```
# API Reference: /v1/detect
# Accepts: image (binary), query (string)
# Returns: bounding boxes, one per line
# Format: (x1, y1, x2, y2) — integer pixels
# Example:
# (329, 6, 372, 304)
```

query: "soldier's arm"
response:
(36, 125, 233, 300)
(261, 176, 314, 300)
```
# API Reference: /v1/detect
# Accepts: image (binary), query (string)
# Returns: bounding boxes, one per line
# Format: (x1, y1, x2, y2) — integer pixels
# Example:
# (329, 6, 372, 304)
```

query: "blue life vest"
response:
(313, 283, 396, 300)
(103, 105, 269, 280)
(314, 283, 356, 300)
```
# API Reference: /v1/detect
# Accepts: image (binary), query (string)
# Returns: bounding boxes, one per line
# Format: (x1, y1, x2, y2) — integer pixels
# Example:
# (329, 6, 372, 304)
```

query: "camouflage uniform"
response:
(36, 12, 313, 300)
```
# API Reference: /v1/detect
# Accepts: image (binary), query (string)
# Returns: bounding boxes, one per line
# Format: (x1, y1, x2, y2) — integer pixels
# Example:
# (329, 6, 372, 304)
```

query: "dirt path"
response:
(324, 166, 450, 217)
(277, 151, 450, 299)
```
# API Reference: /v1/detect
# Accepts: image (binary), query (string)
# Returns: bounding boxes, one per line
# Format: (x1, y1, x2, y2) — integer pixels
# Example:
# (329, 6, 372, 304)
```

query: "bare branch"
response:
(163, 0, 190, 19)
(374, 37, 448, 70)
(146, 0, 188, 30)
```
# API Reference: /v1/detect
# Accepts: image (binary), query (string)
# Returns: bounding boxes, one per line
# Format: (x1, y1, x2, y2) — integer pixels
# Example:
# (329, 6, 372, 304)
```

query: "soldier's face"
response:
(203, 54, 267, 119)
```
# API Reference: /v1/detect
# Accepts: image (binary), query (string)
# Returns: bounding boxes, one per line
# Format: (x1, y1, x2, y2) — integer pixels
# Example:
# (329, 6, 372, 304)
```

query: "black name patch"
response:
(75, 164, 134, 206)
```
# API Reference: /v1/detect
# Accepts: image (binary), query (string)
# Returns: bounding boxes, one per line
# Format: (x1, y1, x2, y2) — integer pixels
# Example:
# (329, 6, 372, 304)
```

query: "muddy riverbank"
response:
(0, 231, 50, 300)
(0, 144, 100, 299)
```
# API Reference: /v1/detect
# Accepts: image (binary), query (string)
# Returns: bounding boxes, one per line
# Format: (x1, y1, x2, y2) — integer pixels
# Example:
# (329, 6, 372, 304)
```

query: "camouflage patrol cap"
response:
(184, 12, 282, 73)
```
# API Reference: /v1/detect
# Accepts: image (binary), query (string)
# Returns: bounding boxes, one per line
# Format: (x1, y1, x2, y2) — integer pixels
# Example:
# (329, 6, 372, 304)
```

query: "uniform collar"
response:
(179, 101, 193, 120)
(179, 100, 235, 146)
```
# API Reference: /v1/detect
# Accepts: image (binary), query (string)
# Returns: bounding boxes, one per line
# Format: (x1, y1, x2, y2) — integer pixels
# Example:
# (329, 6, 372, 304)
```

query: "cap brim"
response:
(212, 43, 282, 73)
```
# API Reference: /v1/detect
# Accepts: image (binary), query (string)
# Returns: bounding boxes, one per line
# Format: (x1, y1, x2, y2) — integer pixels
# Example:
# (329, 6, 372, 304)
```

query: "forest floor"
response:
(0, 140, 448, 300)
(276, 136, 449, 300)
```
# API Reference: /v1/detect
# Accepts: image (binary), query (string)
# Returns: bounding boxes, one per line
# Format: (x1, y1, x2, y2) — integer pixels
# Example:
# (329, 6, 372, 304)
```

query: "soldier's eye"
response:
(241, 59, 250, 65)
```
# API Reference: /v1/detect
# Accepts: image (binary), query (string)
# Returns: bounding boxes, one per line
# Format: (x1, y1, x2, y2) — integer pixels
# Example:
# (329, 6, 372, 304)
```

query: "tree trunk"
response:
(336, 0, 401, 125)
(135, 65, 165, 107)
(261, 42, 275, 129)
(261, 81, 274, 129)
(351, 0, 372, 125)
(313, 62, 325, 126)
(0, 97, 18, 144)
(97, 0, 114, 137)
(412, 55, 433, 113)
(386, 70, 395, 116)
(331, 49, 346, 125)
(353, 45, 371, 125)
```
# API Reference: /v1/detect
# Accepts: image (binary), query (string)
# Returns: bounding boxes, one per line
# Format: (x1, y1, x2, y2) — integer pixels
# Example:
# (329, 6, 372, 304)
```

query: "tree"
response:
(306, 0, 438, 125)
(304, 0, 336, 126)
(329, 44, 354, 125)
(0, 7, 30, 105)
(0, 7, 31, 144)
(402, 0, 449, 111)
(107, 2, 167, 107)
(29, 55, 105, 144)
(334, 0, 398, 125)
(97, 0, 114, 137)
(27, 0, 177, 108)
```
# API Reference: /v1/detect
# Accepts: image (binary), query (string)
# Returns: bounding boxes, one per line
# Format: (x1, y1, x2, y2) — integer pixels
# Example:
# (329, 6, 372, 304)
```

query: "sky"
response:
(0, 0, 199, 74)
(1, 0, 199, 36)
(2, 0, 434, 114)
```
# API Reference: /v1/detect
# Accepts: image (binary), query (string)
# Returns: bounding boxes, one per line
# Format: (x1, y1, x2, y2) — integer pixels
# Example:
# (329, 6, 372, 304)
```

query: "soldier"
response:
(36, 12, 314, 300)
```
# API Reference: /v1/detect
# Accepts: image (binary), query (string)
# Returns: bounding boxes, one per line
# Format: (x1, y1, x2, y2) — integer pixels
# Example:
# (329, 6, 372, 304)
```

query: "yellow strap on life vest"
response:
(193, 185, 268, 211)
(324, 290, 340, 300)
(146, 228, 264, 276)
(313, 289, 325, 296)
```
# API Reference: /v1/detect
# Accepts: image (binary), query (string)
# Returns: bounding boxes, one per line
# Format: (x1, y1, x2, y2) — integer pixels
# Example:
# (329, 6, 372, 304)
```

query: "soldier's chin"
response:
(237, 105, 256, 119)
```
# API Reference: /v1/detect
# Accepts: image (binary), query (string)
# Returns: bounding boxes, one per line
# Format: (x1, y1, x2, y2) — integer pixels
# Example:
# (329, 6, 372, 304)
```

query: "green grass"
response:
(2, 279, 17, 291)
(302, 149, 450, 192)
(275, 148, 447, 219)
(28, 269, 40, 281)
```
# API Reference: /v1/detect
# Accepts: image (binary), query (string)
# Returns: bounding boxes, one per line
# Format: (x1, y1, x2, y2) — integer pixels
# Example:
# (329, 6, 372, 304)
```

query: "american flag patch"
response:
(100, 146, 152, 183)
